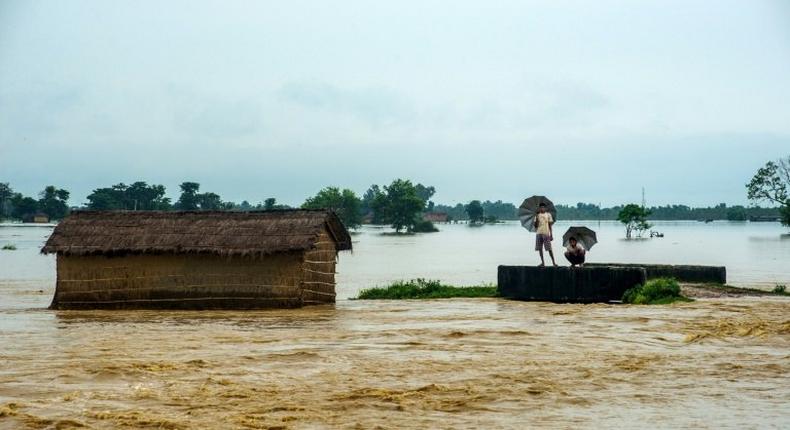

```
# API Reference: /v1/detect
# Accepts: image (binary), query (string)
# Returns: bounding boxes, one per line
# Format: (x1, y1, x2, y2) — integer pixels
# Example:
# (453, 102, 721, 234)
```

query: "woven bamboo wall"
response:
(51, 251, 306, 309)
(300, 229, 338, 305)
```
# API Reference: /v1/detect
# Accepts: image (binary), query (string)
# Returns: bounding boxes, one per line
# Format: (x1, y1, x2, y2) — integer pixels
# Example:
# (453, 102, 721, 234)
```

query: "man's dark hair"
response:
(539, 202, 547, 207)
(569, 236, 577, 242)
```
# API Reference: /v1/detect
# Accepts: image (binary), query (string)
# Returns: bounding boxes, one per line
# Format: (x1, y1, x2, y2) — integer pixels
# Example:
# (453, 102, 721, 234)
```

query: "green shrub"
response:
(773, 284, 787, 294)
(622, 278, 691, 305)
(1, 244, 17, 251)
(411, 219, 439, 233)
(356, 279, 497, 299)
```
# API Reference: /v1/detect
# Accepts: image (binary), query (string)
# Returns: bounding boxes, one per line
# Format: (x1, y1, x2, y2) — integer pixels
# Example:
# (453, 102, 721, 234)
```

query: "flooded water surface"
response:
(1, 222, 789, 428)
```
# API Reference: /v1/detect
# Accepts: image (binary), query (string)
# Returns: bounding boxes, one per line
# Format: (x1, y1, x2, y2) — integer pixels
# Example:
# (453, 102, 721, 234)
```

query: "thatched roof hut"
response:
(42, 210, 352, 309)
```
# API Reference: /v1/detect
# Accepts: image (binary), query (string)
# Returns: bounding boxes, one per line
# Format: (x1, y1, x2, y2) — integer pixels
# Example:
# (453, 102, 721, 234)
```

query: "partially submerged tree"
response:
(465, 200, 485, 224)
(373, 179, 425, 233)
(364, 185, 389, 224)
(617, 204, 652, 239)
(747, 156, 790, 226)
(0, 183, 14, 220)
(302, 187, 363, 229)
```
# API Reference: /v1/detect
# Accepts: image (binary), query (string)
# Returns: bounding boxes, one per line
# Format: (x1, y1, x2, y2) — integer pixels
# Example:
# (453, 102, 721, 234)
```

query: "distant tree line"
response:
(2, 160, 787, 232)
(0, 183, 70, 221)
(555, 202, 779, 222)
(433, 201, 779, 222)
(434, 200, 518, 222)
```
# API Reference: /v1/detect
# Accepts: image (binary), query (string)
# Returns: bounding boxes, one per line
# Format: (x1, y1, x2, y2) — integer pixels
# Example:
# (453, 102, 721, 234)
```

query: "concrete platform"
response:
(585, 263, 726, 284)
(497, 265, 647, 303)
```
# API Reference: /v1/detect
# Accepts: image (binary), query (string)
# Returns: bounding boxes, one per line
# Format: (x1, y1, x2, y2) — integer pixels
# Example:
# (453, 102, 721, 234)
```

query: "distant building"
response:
(23, 213, 50, 223)
(41, 210, 352, 309)
(423, 212, 449, 223)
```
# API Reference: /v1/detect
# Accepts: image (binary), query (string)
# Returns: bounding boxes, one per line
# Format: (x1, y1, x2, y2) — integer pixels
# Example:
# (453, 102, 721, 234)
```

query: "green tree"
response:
(481, 200, 517, 220)
(87, 182, 170, 210)
(414, 183, 436, 211)
(86, 184, 127, 210)
(126, 182, 170, 210)
(197, 192, 223, 210)
(378, 179, 425, 233)
(10, 194, 39, 219)
(726, 206, 748, 221)
(175, 182, 201, 210)
(0, 183, 14, 219)
(617, 204, 652, 239)
(302, 187, 363, 228)
(747, 156, 790, 226)
(38, 186, 70, 220)
(174, 182, 229, 211)
(362, 185, 387, 223)
(465, 200, 485, 224)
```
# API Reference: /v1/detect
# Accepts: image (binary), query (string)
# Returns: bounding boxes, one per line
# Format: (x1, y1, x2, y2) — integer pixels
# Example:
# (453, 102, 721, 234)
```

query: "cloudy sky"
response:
(1, 0, 789, 207)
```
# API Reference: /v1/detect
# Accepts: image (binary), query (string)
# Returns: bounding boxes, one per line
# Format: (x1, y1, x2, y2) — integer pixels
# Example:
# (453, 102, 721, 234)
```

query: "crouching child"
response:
(564, 237, 586, 267)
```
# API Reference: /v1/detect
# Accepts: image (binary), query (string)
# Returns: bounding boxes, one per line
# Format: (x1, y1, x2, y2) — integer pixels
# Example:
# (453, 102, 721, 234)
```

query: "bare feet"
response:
(538, 263, 545, 267)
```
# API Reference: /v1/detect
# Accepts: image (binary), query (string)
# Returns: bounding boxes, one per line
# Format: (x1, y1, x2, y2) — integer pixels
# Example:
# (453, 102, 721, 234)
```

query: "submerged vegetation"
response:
(356, 279, 498, 300)
(747, 155, 790, 226)
(622, 278, 692, 305)
(618, 204, 652, 239)
(692, 283, 790, 297)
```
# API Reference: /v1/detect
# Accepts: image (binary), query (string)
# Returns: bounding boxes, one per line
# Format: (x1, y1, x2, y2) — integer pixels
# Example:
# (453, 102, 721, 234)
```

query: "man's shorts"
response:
(535, 234, 552, 251)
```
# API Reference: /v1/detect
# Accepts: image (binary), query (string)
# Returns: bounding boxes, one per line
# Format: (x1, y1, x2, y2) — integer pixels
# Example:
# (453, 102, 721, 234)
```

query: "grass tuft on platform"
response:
(356, 279, 497, 300)
(623, 278, 692, 305)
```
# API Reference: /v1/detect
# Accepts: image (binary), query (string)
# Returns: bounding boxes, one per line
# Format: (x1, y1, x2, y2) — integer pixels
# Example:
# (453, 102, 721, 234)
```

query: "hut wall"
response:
(300, 228, 338, 305)
(52, 252, 306, 309)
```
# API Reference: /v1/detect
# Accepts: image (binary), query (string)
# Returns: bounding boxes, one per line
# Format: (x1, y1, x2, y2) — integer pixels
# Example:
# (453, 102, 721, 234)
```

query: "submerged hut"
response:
(23, 212, 50, 223)
(41, 210, 352, 309)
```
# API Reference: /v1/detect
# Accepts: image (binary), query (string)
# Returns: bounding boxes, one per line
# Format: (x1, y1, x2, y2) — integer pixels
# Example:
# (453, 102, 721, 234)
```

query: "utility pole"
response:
(598, 201, 602, 227)
(641, 187, 646, 209)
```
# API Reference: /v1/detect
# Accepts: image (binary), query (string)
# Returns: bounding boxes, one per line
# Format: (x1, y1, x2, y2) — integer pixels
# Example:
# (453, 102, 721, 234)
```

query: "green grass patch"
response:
(355, 279, 498, 300)
(1, 244, 17, 251)
(699, 283, 790, 296)
(622, 278, 692, 305)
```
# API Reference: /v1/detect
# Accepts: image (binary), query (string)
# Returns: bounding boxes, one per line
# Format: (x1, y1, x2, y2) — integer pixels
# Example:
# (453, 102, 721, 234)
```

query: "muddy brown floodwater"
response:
(1, 280, 789, 429)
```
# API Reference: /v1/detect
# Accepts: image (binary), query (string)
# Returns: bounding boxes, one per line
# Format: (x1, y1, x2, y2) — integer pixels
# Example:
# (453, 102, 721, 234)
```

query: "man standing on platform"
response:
(534, 203, 557, 267)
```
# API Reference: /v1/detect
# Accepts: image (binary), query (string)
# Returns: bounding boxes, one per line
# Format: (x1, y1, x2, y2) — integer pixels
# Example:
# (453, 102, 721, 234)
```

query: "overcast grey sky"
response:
(1, 0, 789, 207)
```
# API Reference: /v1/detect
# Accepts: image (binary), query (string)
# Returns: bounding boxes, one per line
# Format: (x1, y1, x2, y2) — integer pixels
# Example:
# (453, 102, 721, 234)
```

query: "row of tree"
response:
(2, 155, 788, 230)
(303, 180, 436, 232)
(435, 201, 780, 223)
(0, 183, 70, 221)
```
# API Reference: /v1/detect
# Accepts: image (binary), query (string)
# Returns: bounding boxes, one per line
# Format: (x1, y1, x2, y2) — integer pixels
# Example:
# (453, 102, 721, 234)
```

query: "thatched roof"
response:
(41, 209, 352, 257)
